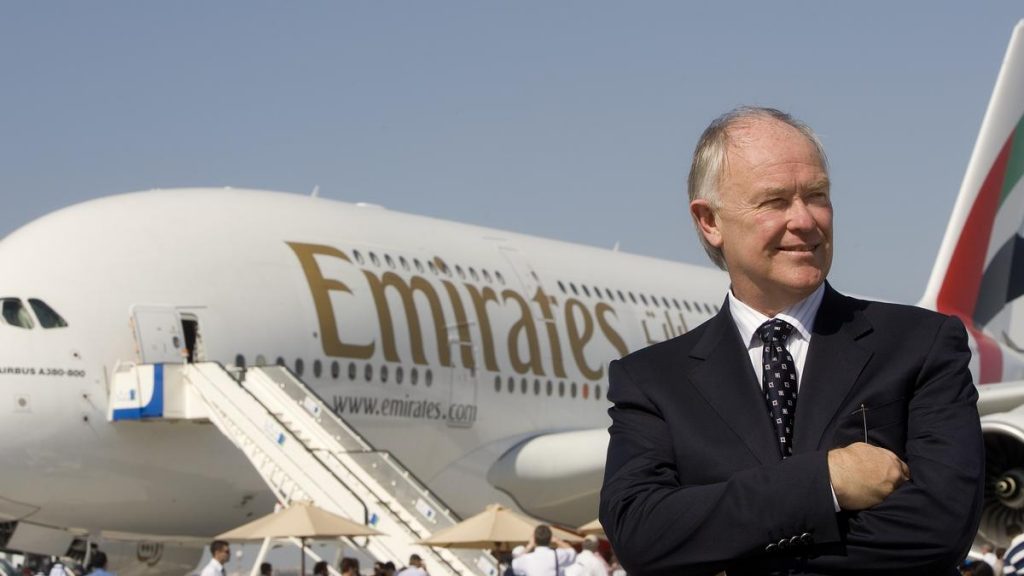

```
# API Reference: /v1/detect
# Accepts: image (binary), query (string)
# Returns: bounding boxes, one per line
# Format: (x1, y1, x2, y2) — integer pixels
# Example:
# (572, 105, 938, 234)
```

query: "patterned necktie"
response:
(758, 319, 798, 458)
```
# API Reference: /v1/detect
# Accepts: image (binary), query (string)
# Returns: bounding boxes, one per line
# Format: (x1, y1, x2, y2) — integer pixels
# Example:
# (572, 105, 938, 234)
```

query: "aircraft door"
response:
(498, 246, 540, 302)
(446, 322, 478, 428)
(131, 305, 187, 364)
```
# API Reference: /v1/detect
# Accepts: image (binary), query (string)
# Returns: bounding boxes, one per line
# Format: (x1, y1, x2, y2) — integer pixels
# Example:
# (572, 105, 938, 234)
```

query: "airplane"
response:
(4, 18, 1024, 576)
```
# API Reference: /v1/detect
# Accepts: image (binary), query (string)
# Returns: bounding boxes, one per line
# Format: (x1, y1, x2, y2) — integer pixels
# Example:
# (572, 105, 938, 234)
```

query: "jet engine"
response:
(979, 408, 1024, 546)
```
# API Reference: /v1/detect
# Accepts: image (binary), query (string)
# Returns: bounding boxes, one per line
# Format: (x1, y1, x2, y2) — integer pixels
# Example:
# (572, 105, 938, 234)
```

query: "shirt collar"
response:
(727, 283, 825, 348)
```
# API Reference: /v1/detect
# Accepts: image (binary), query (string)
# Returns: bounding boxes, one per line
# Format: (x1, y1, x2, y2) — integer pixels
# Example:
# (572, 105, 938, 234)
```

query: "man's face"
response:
(216, 547, 231, 565)
(693, 117, 833, 314)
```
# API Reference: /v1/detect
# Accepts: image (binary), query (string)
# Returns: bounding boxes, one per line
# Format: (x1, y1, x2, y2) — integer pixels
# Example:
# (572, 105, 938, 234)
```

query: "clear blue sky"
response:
(2, 2, 1022, 304)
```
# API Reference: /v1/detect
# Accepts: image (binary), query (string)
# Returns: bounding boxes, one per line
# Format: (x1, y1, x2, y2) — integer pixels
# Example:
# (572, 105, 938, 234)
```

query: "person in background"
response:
(511, 525, 575, 576)
(313, 561, 329, 576)
(1004, 524, 1024, 575)
(86, 552, 113, 576)
(564, 536, 609, 576)
(395, 555, 426, 576)
(199, 541, 230, 576)
(339, 557, 360, 576)
(259, 563, 272, 576)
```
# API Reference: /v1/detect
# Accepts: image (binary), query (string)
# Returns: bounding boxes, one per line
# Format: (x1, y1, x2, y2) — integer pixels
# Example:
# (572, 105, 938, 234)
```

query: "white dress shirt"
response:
(727, 283, 840, 511)
(199, 558, 225, 576)
(727, 283, 825, 391)
(512, 546, 576, 576)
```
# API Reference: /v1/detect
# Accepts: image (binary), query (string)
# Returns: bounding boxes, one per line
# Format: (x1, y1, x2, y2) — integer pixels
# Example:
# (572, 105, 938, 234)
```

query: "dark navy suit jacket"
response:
(599, 284, 984, 575)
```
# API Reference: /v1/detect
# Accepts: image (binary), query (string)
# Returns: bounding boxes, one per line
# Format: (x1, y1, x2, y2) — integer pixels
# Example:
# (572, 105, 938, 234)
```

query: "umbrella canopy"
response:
(418, 503, 581, 550)
(218, 501, 381, 540)
(218, 502, 380, 576)
(577, 519, 605, 537)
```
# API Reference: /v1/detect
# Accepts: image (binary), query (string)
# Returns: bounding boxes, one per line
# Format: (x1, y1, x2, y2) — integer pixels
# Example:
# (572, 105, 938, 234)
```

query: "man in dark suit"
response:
(599, 107, 984, 575)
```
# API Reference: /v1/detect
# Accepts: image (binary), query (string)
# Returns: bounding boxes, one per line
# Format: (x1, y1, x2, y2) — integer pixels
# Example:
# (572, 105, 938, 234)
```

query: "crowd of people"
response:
(958, 534, 1024, 575)
(195, 527, 624, 576)
(498, 526, 624, 576)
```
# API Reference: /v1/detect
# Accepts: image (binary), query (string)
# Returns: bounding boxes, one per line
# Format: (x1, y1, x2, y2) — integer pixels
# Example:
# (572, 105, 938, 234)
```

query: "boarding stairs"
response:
(107, 362, 497, 576)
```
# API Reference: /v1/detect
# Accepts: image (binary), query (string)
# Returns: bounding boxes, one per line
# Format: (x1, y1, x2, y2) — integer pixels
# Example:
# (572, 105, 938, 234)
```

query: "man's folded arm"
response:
(599, 360, 840, 576)
(807, 315, 984, 572)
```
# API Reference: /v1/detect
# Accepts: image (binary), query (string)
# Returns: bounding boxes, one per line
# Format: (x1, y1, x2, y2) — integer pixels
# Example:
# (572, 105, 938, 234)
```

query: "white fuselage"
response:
(0, 188, 730, 537)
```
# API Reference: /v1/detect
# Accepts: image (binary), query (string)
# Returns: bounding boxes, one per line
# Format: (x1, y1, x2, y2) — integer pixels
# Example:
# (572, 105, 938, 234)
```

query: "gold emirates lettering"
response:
(288, 241, 630, 378)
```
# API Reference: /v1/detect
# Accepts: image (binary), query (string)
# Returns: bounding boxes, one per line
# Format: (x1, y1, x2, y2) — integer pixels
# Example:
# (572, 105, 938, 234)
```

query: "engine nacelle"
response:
(979, 408, 1024, 546)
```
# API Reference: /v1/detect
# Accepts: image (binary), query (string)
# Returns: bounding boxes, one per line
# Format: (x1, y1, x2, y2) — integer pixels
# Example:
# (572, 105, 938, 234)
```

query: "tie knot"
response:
(758, 318, 794, 344)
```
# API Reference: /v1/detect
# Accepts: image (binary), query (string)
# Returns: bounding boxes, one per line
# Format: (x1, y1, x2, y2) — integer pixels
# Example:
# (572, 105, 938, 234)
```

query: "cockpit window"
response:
(1, 299, 34, 329)
(28, 299, 68, 329)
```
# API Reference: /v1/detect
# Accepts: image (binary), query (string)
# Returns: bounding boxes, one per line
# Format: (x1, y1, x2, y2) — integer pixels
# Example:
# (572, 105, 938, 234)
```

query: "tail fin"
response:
(920, 20, 1024, 382)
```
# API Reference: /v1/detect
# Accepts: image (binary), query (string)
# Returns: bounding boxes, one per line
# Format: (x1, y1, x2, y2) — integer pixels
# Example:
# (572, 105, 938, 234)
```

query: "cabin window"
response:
(507, 376, 515, 393)
(385, 254, 395, 269)
(235, 354, 246, 368)
(0, 299, 33, 329)
(557, 281, 566, 294)
(546, 380, 553, 397)
(494, 375, 502, 392)
(558, 381, 565, 397)
(496, 271, 505, 285)
(482, 269, 492, 283)
(704, 303, 713, 314)
(672, 299, 681, 310)
(606, 288, 615, 300)
(593, 287, 602, 300)
(581, 285, 591, 297)
(28, 299, 67, 328)
(380, 365, 389, 383)
(470, 267, 480, 281)
(411, 367, 419, 386)
(651, 295, 660, 308)
(534, 378, 541, 395)
(399, 256, 410, 271)
(414, 259, 424, 273)
(639, 294, 648, 306)
(276, 356, 286, 367)
(313, 359, 322, 378)
(396, 366, 404, 384)
(331, 361, 340, 379)
(683, 300, 692, 312)
(425, 369, 433, 387)
(369, 252, 381, 267)
(570, 283, 579, 296)
(582, 383, 589, 400)
(595, 385, 602, 400)
(428, 261, 438, 275)
(714, 304, 721, 313)
(348, 362, 357, 380)
(617, 290, 626, 302)
(294, 358, 304, 377)
(364, 363, 373, 382)
(255, 355, 267, 367)
(353, 250, 365, 265)
(456, 265, 465, 279)
(520, 378, 527, 394)
(628, 292, 637, 304)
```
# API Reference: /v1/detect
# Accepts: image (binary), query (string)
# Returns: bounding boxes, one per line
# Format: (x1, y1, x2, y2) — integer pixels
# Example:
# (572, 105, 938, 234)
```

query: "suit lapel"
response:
(689, 302, 781, 465)
(792, 285, 874, 452)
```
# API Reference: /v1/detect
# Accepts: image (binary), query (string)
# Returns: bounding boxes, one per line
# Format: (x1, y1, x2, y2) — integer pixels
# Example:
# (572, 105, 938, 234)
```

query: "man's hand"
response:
(828, 442, 910, 510)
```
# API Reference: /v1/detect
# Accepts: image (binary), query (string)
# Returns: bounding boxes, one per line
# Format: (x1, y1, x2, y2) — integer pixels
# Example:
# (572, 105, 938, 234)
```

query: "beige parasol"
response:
(218, 501, 381, 575)
(577, 519, 605, 537)
(418, 503, 582, 551)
